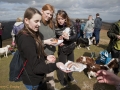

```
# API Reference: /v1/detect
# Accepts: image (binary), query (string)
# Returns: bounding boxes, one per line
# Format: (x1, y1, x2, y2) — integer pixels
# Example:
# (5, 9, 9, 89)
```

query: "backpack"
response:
(99, 50, 112, 65)
(9, 50, 28, 82)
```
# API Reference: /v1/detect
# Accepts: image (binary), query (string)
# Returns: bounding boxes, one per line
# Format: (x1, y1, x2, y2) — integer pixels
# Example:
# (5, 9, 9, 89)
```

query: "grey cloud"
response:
(0, 0, 120, 21)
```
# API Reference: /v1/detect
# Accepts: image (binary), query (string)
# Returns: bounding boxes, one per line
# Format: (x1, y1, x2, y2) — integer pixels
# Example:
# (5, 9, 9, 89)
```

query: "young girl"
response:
(16, 7, 68, 90)
(39, 4, 57, 90)
(83, 15, 94, 39)
(55, 10, 77, 87)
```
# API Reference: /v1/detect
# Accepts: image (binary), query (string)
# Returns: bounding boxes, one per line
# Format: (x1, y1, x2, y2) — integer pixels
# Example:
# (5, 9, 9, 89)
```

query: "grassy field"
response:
(0, 29, 119, 90)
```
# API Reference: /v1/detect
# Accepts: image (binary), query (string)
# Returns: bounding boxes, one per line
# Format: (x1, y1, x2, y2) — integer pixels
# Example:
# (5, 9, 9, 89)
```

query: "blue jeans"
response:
(24, 83, 46, 90)
(85, 32, 93, 38)
(25, 85, 39, 90)
(93, 28, 100, 44)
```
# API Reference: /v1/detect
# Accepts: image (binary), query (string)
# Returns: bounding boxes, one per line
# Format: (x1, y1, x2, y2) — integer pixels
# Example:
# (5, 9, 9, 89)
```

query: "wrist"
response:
(44, 40, 46, 44)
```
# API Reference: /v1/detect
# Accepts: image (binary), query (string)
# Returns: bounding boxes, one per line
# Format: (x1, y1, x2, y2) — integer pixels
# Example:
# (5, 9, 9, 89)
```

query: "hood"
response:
(97, 17, 102, 21)
(14, 22, 23, 26)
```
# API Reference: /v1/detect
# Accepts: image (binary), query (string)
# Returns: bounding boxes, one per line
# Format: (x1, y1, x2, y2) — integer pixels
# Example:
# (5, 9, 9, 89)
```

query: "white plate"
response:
(60, 61, 87, 72)
(52, 40, 63, 46)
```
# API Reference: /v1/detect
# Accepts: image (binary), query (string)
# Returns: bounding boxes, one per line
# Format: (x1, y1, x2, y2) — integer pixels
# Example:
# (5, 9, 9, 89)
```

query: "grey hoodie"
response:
(39, 22, 56, 55)
(84, 20, 94, 33)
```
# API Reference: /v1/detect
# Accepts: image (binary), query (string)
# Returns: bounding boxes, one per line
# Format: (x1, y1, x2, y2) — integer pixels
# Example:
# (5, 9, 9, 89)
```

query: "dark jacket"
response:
(107, 23, 120, 53)
(94, 17, 102, 29)
(16, 33, 57, 85)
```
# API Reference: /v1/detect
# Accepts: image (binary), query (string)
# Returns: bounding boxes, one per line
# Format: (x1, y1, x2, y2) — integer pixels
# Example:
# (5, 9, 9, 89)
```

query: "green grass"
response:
(0, 30, 119, 90)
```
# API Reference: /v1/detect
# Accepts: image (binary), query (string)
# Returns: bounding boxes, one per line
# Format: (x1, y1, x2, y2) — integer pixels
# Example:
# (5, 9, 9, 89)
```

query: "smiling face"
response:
(25, 13, 41, 32)
(57, 15, 66, 25)
(41, 10, 53, 21)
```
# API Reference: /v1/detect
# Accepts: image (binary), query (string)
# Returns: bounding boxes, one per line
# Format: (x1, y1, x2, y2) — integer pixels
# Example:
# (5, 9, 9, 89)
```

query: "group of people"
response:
(74, 13, 102, 46)
(12, 4, 77, 90)
(10, 3, 120, 90)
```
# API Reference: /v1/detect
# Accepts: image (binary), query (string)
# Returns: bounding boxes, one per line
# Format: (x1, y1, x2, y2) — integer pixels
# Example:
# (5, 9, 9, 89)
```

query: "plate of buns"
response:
(60, 61, 87, 72)
(51, 38, 63, 46)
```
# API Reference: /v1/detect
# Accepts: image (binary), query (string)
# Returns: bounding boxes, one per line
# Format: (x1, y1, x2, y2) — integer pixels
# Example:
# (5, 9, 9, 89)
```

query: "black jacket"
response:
(16, 33, 57, 85)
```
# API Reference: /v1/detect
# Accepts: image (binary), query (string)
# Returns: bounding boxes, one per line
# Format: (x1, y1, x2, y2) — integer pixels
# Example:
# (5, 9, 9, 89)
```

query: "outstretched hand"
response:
(96, 70, 120, 86)
(47, 55, 56, 63)
(56, 62, 72, 73)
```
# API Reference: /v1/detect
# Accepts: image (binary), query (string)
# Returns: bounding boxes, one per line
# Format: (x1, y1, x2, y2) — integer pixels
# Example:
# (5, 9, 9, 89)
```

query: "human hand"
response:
(47, 55, 56, 63)
(59, 43, 64, 46)
(44, 38, 58, 45)
(96, 70, 120, 86)
(59, 36, 63, 40)
(62, 32, 69, 40)
(116, 35, 120, 40)
(44, 39, 53, 45)
(56, 62, 72, 73)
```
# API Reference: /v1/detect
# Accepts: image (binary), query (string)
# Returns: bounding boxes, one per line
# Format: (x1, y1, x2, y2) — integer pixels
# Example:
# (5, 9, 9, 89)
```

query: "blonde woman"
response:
(84, 15, 94, 38)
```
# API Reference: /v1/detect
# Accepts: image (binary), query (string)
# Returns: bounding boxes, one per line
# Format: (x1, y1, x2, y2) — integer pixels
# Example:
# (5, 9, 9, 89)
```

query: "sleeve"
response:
(13, 25, 16, 35)
(18, 35, 57, 74)
(68, 25, 77, 41)
(107, 24, 118, 40)
(84, 21, 88, 32)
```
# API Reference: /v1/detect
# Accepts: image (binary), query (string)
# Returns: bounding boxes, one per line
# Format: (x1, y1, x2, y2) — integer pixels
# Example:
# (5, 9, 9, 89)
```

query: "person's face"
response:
(57, 15, 66, 25)
(25, 13, 41, 32)
(41, 10, 53, 21)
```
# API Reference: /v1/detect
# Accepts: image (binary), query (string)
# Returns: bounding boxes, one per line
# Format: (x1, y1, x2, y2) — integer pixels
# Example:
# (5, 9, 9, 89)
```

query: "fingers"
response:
(97, 76, 104, 80)
(96, 70, 107, 76)
(97, 79, 105, 83)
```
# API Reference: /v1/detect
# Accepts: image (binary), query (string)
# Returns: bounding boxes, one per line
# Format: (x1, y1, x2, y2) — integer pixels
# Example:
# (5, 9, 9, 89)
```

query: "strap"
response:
(16, 60, 28, 79)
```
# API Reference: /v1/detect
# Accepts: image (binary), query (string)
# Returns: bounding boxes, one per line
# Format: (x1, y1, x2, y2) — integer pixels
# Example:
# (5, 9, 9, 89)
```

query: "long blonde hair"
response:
(41, 4, 54, 29)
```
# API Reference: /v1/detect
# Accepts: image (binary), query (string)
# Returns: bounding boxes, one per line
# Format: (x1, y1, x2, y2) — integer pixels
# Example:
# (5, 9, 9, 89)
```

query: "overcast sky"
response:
(0, 0, 120, 21)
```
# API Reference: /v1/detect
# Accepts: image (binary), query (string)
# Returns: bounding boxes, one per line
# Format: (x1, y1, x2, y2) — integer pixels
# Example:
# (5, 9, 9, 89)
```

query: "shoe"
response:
(96, 44, 99, 46)
(93, 40, 96, 45)
(71, 79, 77, 83)
(63, 85, 70, 88)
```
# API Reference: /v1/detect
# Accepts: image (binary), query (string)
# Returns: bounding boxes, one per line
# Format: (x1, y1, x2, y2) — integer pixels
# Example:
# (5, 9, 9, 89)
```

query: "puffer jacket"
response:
(55, 24, 77, 45)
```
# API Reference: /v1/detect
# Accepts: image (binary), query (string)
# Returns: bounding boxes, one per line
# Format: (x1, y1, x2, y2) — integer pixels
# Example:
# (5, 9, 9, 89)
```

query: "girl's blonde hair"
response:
(16, 17, 23, 22)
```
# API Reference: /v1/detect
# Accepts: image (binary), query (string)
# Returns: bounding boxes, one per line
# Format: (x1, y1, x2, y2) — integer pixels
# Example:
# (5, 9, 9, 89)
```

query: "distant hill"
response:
(102, 21, 112, 30)
(1, 20, 15, 40)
